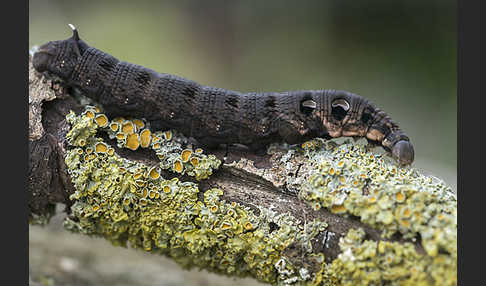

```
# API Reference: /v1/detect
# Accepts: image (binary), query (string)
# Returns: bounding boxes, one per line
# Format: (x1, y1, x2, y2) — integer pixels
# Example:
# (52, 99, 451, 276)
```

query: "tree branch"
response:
(28, 57, 457, 286)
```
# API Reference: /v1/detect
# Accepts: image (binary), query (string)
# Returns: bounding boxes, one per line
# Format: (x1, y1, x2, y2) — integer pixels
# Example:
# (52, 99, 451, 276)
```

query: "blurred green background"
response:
(29, 0, 456, 285)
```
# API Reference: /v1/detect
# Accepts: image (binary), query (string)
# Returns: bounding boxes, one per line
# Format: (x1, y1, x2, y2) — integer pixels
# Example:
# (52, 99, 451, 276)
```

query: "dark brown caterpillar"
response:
(32, 25, 414, 165)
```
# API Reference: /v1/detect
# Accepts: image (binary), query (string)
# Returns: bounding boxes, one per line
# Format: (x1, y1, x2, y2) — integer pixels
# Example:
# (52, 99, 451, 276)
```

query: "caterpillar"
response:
(32, 25, 414, 165)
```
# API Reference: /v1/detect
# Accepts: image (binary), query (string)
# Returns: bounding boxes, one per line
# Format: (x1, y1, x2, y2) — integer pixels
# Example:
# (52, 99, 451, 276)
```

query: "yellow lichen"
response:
(148, 166, 160, 180)
(329, 167, 335, 176)
(110, 122, 119, 132)
(94, 114, 108, 127)
(181, 149, 192, 162)
(113, 117, 124, 124)
(125, 133, 140, 151)
(116, 132, 126, 140)
(94, 112, 220, 181)
(162, 185, 171, 194)
(173, 159, 183, 173)
(164, 130, 172, 141)
(331, 204, 346, 213)
(139, 129, 151, 148)
(324, 228, 456, 286)
(94, 142, 108, 154)
(132, 119, 145, 130)
(64, 116, 327, 284)
(395, 191, 405, 203)
(190, 157, 199, 167)
(63, 108, 455, 286)
(299, 138, 457, 285)
(148, 190, 156, 199)
(220, 221, 232, 230)
(84, 154, 96, 161)
(84, 110, 95, 119)
(121, 121, 135, 134)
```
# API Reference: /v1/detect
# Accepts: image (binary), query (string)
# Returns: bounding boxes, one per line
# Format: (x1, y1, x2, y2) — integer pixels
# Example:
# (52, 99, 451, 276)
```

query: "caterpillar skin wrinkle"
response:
(32, 25, 414, 165)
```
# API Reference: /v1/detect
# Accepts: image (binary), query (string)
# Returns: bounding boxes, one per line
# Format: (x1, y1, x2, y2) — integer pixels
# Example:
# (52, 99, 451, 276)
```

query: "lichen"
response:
(67, 106, 221, 180)
(318, 228, 456, 286)
(63, 108, 329, 285)
(62, 107, 456, 285)
(299, 138, 457, 285)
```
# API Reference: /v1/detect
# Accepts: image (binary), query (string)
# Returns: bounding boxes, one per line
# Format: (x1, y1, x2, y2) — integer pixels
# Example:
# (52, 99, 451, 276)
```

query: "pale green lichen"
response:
(317, 228, 456, 286)
(63, 108, 329, 285)
(299, 138, 456, 285)
(62, 107, 456, 285)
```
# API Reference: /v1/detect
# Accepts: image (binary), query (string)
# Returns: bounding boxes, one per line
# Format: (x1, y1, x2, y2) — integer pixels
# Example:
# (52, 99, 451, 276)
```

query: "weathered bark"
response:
(28, 56, 456, 285)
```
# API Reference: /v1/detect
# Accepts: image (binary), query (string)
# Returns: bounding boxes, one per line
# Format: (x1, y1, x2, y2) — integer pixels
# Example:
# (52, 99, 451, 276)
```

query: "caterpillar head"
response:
(32, 24, 88, 79)
(304, 90, 414, 165)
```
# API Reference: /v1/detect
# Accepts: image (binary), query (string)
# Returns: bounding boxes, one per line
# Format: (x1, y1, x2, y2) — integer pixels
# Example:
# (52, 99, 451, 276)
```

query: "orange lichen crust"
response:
(94, 114, 109, 127)
(139, 129, 151, 148)
(148, 166, 160, 180)
(67, 107, 221, 180)
(94, 142, 108, 154)
(125, 133, 140, 151)
(181, 149, 192, 162)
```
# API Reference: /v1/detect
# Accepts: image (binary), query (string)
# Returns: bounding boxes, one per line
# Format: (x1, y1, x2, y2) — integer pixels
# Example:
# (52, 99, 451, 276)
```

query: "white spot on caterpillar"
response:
(68, 23, 76, 31)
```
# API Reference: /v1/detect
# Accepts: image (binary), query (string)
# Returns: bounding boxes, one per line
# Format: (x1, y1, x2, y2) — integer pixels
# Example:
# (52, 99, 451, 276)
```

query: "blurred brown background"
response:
(29, 1, 456, 285)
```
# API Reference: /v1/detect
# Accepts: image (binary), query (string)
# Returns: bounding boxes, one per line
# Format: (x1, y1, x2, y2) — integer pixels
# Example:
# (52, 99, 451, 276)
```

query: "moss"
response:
(63, 108, 329, 285)
(299, 138, 456, 285)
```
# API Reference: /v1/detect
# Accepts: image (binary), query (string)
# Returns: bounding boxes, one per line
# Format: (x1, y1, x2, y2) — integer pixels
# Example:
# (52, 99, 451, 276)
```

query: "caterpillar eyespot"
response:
(301, 99, 317, 109)
(32, 25, 414, 165)
(331, 98, 350, 111)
